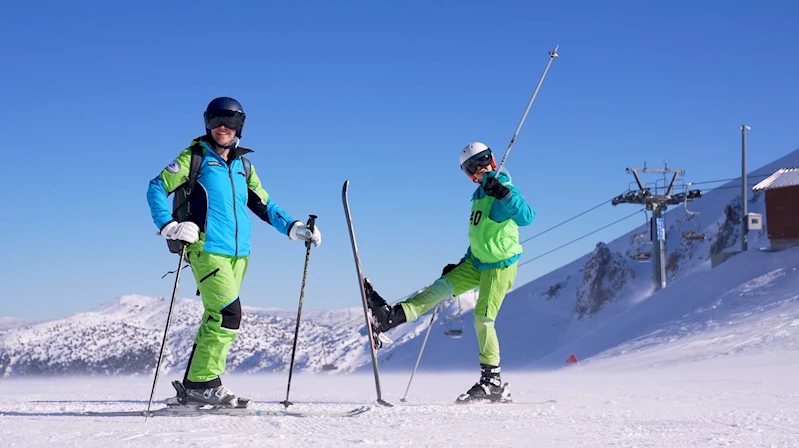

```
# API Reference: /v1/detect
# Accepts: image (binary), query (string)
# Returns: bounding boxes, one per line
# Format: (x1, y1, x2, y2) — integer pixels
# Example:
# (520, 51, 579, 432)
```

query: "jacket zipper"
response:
(228, 163, 239, 256)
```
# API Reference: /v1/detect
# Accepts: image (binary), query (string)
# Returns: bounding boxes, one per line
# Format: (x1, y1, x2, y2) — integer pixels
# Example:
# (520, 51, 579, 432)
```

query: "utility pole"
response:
(612, 164, 702, 291)
(741, 125, 751, 252)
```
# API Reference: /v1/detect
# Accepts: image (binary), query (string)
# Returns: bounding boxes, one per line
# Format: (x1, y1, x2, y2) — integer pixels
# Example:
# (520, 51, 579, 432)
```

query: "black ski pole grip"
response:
(307, 214, 317, 232)
(306, 214, 317, 248)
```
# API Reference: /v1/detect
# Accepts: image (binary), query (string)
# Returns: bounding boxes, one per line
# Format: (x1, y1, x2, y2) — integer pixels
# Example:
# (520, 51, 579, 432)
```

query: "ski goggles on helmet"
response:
(460, 149, 494, 175)
(205, 109, 245, 132)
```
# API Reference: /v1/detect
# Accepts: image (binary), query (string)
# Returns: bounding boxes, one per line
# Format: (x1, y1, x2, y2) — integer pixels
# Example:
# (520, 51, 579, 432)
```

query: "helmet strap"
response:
(205, 131, 240, 150)
(215, 137, 240, 151)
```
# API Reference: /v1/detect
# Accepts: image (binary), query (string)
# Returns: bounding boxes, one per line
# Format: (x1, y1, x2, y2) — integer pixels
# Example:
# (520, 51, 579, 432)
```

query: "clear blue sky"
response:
(1, 0, 797, 319)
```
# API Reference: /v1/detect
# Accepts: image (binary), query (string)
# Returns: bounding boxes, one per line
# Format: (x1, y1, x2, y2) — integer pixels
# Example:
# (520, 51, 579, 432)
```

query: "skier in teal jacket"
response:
(147, 97, 321, 407)
(365, 142, 535, 404)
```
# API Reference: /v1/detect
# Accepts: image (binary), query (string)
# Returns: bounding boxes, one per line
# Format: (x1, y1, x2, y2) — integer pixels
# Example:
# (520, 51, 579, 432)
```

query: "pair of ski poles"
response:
(145, 215, 318, 419)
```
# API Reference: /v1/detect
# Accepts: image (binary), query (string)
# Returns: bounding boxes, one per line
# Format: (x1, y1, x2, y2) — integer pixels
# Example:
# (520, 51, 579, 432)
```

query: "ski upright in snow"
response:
(342, 180, 393, 408)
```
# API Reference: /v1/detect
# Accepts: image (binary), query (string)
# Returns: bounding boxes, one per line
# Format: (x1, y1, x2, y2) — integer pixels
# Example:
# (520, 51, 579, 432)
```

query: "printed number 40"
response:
(470, 210, 482, 226)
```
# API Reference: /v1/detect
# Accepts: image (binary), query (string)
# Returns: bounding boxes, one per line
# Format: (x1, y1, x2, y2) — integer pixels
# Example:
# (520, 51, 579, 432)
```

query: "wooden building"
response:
(752, 167, 799, 249)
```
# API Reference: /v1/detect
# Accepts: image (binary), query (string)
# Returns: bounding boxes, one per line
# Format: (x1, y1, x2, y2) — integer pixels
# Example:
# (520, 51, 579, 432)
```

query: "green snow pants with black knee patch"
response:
(399, 256, 517, 366)
(183, 251, 249, 389)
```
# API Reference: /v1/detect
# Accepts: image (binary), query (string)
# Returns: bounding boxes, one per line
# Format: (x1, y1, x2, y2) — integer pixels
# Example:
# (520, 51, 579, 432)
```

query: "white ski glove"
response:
(160, 221, 200, 244)
(289, 221, 322, 247)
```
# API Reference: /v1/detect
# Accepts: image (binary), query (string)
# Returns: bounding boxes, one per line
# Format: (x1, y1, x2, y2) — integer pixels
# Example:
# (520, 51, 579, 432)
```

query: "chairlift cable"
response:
(338, 174, 770, 327)
(519, 209, 644, 268)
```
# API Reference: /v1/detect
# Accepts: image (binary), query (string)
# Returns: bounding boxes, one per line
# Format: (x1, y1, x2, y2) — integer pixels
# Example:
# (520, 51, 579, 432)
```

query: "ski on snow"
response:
(397, 399, 557, 408)
(136, 380, 371, 418)
(143, 404, 371, 418)
(342, 180, 393, 408)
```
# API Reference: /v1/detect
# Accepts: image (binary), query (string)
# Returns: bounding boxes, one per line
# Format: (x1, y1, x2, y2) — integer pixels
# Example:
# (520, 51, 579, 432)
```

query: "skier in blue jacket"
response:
(146, 97, 321, 407)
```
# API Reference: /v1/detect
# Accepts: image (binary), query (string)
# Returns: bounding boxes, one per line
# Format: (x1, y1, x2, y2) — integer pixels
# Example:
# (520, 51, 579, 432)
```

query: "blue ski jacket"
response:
(147, 138, 297, 257)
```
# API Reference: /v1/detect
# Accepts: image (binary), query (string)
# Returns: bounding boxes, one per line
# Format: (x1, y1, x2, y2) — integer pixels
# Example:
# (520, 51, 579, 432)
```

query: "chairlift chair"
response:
(443, 315, 464, 338)
(443, 296, 465, 338)
(629, 211, 652, 262)
(680, 214, 706, 240)
(320, 341, 336, 371)
(631, 234, 652, 262)
(680, 183, 706, 241)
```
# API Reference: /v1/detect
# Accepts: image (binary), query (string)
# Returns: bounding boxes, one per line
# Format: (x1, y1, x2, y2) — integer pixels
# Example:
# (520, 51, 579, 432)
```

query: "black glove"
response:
(483, 176, 511, 200)
(441, 263, 460, 276)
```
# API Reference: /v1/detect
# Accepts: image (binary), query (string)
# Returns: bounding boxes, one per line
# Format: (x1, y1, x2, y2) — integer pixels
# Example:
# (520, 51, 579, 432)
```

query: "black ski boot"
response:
(363, 278, 407, 333)
(363, 278, 407, 347)
(455, 364, 512, 404)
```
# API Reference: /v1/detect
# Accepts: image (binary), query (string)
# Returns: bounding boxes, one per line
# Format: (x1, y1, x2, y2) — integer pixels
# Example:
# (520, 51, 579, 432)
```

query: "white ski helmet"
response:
(459, 142, 496, 182)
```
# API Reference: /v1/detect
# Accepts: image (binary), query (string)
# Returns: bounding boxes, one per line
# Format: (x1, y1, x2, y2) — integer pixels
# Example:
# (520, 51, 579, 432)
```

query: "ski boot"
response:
(165, 380, 251, 408)
(455, 364, 512, 404)
(363, 278, 406, 348)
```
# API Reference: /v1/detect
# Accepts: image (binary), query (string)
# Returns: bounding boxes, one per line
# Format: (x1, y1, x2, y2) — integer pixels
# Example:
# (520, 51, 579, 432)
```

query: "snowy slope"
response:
(1, 352, 797, 447)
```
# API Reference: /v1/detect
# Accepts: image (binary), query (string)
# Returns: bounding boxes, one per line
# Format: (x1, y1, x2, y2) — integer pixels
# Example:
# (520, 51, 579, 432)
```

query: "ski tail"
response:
(342, 180, 392, 408)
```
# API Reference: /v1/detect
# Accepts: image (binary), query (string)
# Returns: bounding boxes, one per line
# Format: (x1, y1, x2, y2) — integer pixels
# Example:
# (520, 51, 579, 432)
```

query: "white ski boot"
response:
(165, 380, 250, 408)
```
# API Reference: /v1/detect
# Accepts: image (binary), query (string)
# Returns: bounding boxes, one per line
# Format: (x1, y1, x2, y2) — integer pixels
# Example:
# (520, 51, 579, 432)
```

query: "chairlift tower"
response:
(611, 162, 703, 291)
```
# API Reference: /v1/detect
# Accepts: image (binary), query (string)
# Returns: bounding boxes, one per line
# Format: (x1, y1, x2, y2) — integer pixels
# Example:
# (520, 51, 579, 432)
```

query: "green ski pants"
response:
(399, 256, 517, 366)
(183, 251, 249, 389)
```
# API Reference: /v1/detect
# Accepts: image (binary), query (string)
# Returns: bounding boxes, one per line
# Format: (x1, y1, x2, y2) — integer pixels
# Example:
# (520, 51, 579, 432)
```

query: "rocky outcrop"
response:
(575, 243, 635, 319)
(541, 279, 568, 300)
(710, 197, 743, 256)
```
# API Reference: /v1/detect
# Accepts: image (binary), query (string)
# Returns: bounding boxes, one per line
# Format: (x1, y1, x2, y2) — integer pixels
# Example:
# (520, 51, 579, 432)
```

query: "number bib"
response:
(468, 192, 523, 264)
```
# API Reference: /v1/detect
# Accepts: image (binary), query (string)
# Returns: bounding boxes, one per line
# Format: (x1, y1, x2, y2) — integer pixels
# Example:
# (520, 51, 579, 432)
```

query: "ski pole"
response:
(281, 214, 317, 409)
(495, 45, 559, 174)
(145, 244, 188, 422)
(400, 301, 442, 402)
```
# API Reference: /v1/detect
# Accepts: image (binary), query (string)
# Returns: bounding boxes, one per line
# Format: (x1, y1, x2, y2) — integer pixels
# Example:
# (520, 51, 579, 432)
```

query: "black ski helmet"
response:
(204, 96, 246, 138)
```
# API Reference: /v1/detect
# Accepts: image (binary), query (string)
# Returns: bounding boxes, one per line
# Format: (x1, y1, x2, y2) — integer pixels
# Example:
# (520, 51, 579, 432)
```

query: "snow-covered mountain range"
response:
(0, 296, 370, 377)
(3, 148, 799, 378)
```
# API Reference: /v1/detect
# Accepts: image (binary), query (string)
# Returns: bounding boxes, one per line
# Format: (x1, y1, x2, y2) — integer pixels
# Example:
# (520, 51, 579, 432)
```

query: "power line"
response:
(701, 182, 768, 191)
(689, 177, 745, 186)
(687, 173, 769, 187)
(519, 209, 644, 268)
(520, 194, 621, 244)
